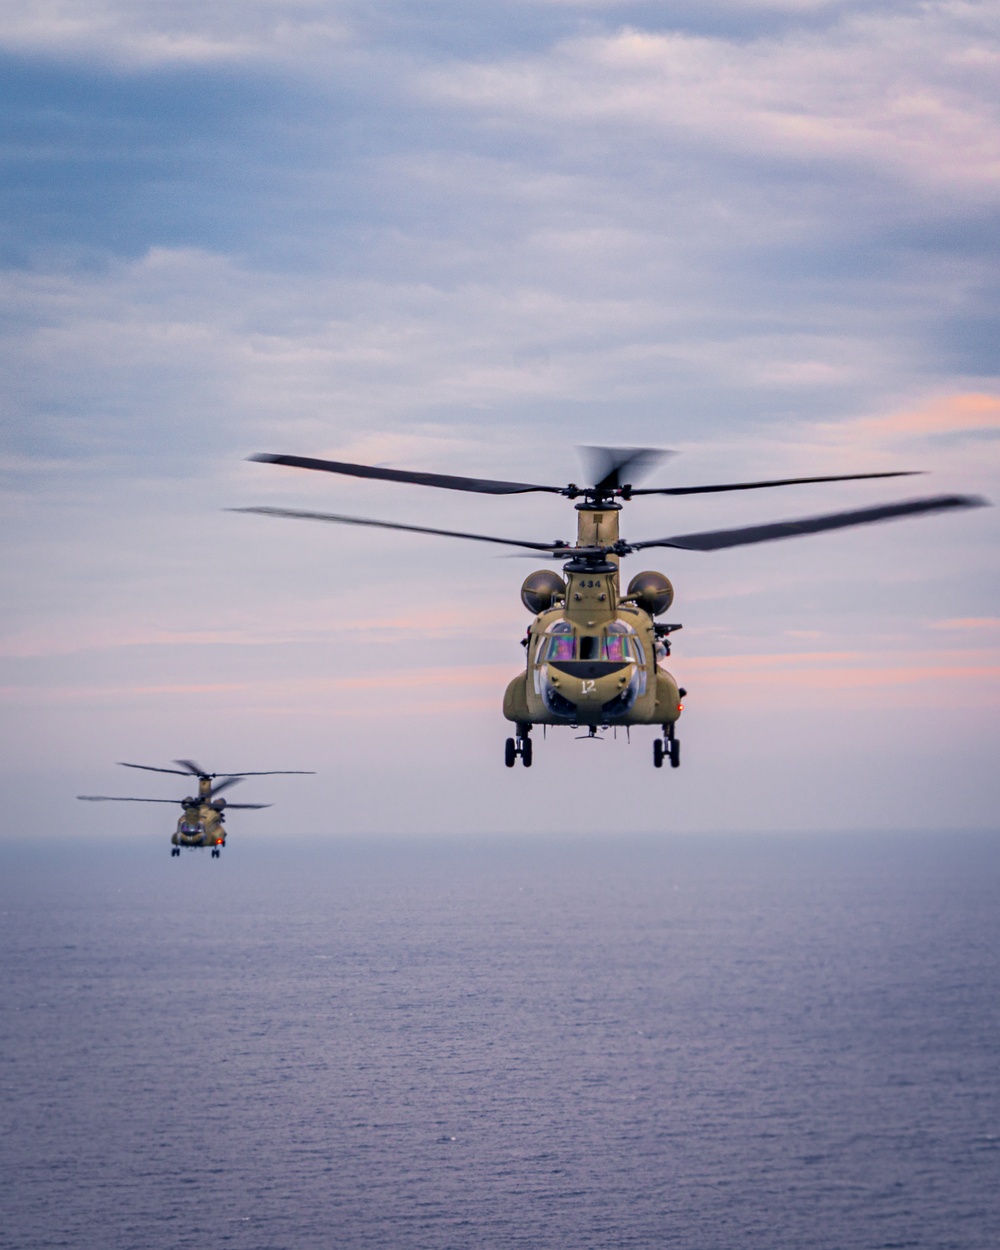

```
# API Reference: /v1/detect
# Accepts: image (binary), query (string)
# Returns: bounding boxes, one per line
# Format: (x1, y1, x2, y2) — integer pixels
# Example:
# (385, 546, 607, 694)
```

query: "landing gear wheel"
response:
(521, 737, 533, 768)
(669, 739, 680, 769)
(505, 738, 517, 768)
(653, 739, 664, 769)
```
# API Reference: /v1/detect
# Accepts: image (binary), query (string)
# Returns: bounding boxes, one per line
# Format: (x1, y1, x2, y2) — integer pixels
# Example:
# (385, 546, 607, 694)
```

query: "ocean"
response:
(1, 832, 998, 1249)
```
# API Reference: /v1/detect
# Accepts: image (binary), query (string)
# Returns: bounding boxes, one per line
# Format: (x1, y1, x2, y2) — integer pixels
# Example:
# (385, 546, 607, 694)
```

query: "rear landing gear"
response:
(211, 847, 221, 858)
(653, 724, 680, 770)
(505, 724, 533, 768)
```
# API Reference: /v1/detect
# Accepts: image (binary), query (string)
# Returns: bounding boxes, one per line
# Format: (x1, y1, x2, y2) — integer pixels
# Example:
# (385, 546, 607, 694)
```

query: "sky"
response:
(1, 0, 998, 837)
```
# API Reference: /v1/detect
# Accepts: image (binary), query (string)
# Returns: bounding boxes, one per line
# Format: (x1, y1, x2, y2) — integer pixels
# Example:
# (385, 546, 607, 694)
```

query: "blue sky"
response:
(2, 1, 998, 836)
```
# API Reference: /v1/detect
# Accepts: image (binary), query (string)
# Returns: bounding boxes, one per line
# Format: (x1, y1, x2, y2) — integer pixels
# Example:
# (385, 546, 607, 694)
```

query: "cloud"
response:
(930, 616, 1000, 630)
(845, 392, 1000, 439)
(678, 645, 1000, 708)
(1, 3, 999, 833)
(0, 604, 512, 659)
(0, 1, 351, 66)
(425, 6, 1000, 196)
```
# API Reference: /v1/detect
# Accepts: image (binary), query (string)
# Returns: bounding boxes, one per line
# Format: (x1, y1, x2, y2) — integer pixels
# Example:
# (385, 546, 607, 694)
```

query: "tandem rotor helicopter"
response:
(78, 760, 314, 856)
(235, 446, 986, 770)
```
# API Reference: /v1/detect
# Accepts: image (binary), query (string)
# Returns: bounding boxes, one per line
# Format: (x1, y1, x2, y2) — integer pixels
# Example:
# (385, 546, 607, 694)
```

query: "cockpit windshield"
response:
(541, 623, 576, 661)
(539, 622, 644, 663)
(603, 634, 629, 662)
(605, 621, 642, 663)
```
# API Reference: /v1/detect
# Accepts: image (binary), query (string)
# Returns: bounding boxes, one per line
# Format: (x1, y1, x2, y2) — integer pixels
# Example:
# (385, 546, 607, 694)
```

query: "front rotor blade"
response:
(173, 759, 208, 777)
(231, 507, 575, 553)
(222, 803, 272, 810)
(250, 453, 562, 496)
(78, 796, 185, 803)
(631, 494, 987, 552)
(630, 470, 920, 496)
(579, 446, 672, 491)
(118, 762, 193, 777)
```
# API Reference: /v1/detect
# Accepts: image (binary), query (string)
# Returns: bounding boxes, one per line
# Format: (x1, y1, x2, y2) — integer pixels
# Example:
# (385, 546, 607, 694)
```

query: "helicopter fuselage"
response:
(504, 568, 682, 729)
(171, 797, 226, 851)
(503, 503, 683, 731)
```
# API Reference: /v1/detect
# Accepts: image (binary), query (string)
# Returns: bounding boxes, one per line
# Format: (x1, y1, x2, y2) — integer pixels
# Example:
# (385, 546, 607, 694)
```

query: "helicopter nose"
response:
(541, 661, 637, 719)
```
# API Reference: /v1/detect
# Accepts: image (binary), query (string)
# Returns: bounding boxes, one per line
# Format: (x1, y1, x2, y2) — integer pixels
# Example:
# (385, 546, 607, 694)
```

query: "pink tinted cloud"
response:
(680, 647, 1000, 704)
(930, 617, 1000, 631)
(0, 681, 248, 704)
(0, 605, 511, 659)
(835, 392, 1000, 442)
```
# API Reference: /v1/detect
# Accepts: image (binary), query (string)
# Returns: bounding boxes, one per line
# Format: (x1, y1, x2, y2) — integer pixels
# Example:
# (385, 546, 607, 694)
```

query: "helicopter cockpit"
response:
(536, 620, 644, 664)
(533, 620, 648, 722)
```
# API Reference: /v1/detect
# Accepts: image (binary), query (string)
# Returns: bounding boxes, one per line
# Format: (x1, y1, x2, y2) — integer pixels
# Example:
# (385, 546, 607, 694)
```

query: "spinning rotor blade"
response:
(207, 776, 243, 800)
(118, 762, 194, 778)
(222, 803, 272, 810)
(173, 758, 208, 777)
(250, 453, 562, 496)
(78, 795, 186, 804)
(631, 494, 986, 553)
(231, 507, 575, 553)
(579, 446, 672, 491)
(630, 470, 920, 496)
(213, 770, 316, 777)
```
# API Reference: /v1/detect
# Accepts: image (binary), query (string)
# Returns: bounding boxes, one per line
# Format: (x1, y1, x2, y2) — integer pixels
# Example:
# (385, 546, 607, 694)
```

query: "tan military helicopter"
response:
(235, 446, 985, 769)
(78, 760, 314, 856)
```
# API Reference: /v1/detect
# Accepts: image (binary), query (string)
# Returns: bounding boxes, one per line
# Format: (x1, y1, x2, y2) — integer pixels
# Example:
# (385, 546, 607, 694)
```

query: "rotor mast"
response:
(574, 498, 622, 560)
(560, 498, 622, 628)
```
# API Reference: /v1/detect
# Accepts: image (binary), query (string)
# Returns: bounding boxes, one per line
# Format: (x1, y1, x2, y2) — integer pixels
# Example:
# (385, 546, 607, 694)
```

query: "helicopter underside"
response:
(171, 815, 225, 853)
(504, 663, 681, 727)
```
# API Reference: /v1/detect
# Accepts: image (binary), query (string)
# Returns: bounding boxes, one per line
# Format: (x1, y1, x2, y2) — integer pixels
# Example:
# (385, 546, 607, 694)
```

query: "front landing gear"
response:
(653, 724, 680, 770)
(211, 847, 221, 858)
(171, 846, 180, 857)
(505, 724, 533, 768)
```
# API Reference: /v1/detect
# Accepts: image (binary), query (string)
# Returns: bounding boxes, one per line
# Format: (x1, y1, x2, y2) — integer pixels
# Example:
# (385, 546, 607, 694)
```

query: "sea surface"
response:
(1, 832, 998, 1250)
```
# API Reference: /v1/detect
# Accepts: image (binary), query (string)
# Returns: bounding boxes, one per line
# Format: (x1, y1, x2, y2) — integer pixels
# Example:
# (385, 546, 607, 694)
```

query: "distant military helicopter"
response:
(78, 760, 314, 856)
(235, 446, 985, 769)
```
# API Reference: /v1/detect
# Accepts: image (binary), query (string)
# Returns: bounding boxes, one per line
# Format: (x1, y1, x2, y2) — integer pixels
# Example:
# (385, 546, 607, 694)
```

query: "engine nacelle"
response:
(521, 570, 566, 614)
(626, 570, 674, 616)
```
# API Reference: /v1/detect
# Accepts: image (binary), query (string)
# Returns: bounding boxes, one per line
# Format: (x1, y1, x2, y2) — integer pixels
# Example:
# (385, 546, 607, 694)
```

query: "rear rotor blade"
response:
(78, 795, 184, 804)
(214, 770, 315, 777)
(207, 776, 243, 800)
(118, 762, 193, 778)
(231, 506, 574, 553)
(630, 494, 987, 553)
(631, 470, 921, 496)
(250, 453, 562, 496)
(173, 759, 208, 777)
(579, 446, 672, 491)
